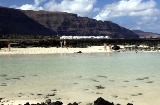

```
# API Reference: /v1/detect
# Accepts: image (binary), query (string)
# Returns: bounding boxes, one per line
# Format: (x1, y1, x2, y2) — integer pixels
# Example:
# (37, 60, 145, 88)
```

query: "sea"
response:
(0, 52, 160, 105)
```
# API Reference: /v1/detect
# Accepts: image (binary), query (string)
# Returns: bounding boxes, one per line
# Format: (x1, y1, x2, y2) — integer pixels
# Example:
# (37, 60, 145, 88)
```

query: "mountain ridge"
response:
(0, 6, 56, 36)
(132, 30, 160, 38)
(0, 6, 139, 38)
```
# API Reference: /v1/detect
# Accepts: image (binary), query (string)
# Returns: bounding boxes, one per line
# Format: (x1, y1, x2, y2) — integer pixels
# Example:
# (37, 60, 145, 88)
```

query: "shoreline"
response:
(0, 46, 112, 55)
(0, 46, 159, 55)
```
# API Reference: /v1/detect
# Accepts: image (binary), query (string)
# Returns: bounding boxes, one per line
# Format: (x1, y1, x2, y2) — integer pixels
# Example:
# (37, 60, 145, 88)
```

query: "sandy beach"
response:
(0, 46, 112, 55)
(0, 45, 159, 55)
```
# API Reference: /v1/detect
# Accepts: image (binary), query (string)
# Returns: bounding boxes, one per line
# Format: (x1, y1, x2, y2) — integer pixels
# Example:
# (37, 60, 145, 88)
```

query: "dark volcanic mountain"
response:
(132, 30, 160, 38)
(0, 6, 139, 38)
(0, 6, 56, 36)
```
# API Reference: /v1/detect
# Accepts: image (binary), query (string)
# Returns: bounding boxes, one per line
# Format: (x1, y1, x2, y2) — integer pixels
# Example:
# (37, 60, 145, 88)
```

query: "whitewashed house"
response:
(60, 36, 110, 39)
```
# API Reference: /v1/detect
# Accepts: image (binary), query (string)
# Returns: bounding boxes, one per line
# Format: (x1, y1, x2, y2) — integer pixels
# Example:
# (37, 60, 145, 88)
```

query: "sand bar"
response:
(0, 46, 112, 55)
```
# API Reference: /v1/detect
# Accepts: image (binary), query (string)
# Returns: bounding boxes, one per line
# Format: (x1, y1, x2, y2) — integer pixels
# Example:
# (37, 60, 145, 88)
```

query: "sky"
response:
(1, 0, 160, 34)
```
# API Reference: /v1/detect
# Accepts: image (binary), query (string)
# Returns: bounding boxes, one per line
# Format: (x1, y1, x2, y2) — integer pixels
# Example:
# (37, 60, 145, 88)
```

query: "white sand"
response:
(0, 45, 159, 55)
(0, 46, 112, 55)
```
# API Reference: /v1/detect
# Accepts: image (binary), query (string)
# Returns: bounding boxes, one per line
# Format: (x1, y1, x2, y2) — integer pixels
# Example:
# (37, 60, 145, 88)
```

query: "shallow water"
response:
(0, 52, 160, 105)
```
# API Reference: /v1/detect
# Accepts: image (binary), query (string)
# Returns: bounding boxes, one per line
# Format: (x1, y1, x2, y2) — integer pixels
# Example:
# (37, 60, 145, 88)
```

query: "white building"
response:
(60, 36, 110, 39)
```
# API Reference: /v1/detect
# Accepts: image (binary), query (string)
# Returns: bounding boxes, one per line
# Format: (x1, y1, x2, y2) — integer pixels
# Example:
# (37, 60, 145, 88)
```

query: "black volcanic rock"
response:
(94, 97, 114, 105)
(68, 102, 78, 105)
(0, 6, 56, 36)
(23, 97, 134, 105)
(0, 6, 139, 38)
(127, 104, 133, 105)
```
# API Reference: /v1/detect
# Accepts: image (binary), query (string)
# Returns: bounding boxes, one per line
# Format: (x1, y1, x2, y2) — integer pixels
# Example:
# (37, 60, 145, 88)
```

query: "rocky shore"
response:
(23, 97, 133, 105)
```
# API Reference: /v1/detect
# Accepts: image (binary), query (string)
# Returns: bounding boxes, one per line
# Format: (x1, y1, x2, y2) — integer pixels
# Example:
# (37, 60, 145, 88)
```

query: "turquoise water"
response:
(0, 52, 160, 105)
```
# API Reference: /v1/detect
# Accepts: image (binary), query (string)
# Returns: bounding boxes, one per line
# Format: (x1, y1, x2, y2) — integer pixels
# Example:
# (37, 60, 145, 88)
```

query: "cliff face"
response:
(0, 6, 139, 38)
(0, 6, 56, 36)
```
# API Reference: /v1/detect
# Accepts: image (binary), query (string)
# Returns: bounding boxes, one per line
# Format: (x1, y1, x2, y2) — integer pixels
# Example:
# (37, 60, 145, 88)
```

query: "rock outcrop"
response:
(0, 6, 139, 38)
(23, 97, 134, 105)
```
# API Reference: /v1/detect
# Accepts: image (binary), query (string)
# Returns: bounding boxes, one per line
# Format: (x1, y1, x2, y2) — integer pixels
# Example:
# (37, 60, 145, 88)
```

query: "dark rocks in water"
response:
(146, 81, 154, 83)
(24, 102, 30, 105)
(97, 75, 107, 78)
(143, 77, 149, 79)
(5, 78, 10, 80)
(0, 74, 7, 77)
(51, 89, 57, 92)
(130, 94, 137, 96)
(76, 51, 82, 53)
(91, 79, 99, 82)
(138, 93, 143, 95)
(0, 83, 7, 86)
(0, 98, 3, 100)
(37, 94, 43, 96)
(12, 77, 21, 80)
(52, 101, 63, 105)
(94, 97, 133, 105)
(30, 93, 34, 95)
(123, 80, 129, 82)
(55, 98, 62, 100)
(68, 102, 78, 105)
(24, 97, 133, 105)
(136, 77, 149, 81)
(96, 92, 103, 95)
(25, 101, 63, 105)
(33, 75, 38, 77)
(47, 93, 56, 96)
(136, 78, 144, 80)
(131, 93, 143, 96)
(112, 45, 120, 50)
(45, 99, 51, 104)
(112, 95, 118, 98)
(95, 85, 105, 89)
(127, 104, 133, 105)
(46, 93, 56, 98)
(94, 97, 114, 105)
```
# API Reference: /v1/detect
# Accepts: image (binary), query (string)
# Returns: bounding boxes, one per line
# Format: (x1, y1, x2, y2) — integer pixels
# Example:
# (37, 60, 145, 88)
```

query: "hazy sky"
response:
(1, 0, 160, 33)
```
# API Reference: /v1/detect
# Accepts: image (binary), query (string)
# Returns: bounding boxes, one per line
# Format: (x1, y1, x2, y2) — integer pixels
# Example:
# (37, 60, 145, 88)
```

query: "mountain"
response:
(132, 30, 160, 38)
(0, 6, 56, 36)
(0, 6, 139, 38)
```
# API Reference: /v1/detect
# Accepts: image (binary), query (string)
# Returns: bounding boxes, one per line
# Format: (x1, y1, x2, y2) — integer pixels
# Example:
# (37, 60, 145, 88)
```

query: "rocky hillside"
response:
(132, 30, 160, 38)
(0, 6, 56, 36)
(0, 6, 139, 38)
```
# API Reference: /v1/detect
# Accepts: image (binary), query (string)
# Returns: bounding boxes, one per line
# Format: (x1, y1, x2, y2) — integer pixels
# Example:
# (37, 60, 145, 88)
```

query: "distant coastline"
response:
(0, 45, 159, 55)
